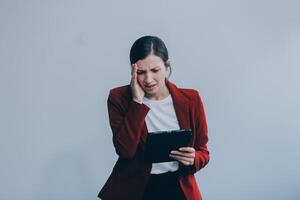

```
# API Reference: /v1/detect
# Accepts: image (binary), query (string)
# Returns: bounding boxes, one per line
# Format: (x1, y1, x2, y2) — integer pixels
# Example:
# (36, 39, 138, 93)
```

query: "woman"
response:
(98, 36, 209, 200)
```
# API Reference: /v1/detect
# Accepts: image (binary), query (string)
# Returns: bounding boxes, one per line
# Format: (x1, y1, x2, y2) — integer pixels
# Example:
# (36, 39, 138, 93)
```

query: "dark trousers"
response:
(142, 171, 186, 200)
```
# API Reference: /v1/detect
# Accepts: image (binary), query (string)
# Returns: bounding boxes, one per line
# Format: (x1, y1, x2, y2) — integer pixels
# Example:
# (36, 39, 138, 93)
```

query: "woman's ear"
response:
(165, 59, 172, 79)
(165, 59, 171, 67)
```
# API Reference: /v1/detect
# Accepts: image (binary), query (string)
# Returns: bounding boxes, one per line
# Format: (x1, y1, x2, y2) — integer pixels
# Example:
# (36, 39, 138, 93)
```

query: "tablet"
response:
(144, 129, 192, 163)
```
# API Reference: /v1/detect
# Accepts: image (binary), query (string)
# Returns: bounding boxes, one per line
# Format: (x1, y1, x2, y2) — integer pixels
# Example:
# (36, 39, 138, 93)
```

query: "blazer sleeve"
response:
(180, 91, 210, 175)
(107, 90, 150, 159)
(193, 91, 210, 171)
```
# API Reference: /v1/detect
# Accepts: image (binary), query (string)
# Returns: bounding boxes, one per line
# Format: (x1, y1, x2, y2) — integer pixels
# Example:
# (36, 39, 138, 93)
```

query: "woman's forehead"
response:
(136, 55, 164, 69)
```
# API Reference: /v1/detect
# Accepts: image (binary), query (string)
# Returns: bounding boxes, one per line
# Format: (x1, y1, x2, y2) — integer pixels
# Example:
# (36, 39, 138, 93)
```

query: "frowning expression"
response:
(135, 54, 169, 99)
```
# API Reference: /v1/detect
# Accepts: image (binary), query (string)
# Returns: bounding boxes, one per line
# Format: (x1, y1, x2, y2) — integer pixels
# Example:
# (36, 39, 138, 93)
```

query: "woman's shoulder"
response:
(177, 87, 205, 111)
(108, 84, 131, 101)
(177, 87, 202, 101)
(166, 80, 202, 101)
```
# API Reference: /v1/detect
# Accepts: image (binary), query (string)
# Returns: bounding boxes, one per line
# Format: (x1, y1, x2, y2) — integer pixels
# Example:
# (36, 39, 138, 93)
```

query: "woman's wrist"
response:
(133, 98, 143, 104)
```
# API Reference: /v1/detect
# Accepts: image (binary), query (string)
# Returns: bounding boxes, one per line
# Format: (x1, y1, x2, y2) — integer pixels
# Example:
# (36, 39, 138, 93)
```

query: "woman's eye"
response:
(137, 69, 159, 75)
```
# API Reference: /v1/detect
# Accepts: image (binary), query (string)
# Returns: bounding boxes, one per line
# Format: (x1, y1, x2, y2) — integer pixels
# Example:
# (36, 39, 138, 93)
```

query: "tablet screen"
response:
(144, 129, 192, 163)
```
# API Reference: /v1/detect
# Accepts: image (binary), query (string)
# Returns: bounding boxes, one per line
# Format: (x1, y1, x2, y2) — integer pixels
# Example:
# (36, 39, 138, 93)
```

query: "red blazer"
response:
(98, 79, 209, 200)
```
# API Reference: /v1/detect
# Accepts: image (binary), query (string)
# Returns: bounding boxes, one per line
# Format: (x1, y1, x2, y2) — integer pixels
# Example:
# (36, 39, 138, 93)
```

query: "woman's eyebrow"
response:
(152, 67, 161, 70)
(137, 67, 160, 71)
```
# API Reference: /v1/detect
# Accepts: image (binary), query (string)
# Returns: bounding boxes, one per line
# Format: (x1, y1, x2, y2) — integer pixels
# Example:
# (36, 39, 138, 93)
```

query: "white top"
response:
(142, 94, 180, 174)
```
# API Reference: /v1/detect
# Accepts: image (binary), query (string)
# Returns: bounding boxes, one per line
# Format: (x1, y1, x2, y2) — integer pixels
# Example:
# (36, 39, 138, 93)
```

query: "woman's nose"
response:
(145, 73, 153, 83)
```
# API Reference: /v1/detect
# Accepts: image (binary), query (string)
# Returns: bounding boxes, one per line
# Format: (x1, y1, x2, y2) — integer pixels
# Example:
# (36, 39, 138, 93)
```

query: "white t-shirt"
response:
(142, 94, 180, 174)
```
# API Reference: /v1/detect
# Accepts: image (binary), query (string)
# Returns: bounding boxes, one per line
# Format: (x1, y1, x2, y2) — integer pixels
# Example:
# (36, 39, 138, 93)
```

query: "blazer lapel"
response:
(166, 79, 191, 130)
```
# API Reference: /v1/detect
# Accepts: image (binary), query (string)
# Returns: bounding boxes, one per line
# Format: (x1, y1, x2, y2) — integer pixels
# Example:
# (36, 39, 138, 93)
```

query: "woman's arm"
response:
(192, 91, 210, 171)
(170, 91, 210, 174)
(107, 91, 150, 159)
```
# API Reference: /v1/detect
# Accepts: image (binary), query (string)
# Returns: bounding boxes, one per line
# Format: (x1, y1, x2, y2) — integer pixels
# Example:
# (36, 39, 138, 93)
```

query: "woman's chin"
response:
(145, 90, 158, 98)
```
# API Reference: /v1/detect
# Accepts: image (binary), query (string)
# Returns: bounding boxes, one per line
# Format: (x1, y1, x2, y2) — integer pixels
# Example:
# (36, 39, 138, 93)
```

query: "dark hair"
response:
(129, 35, 172, 79)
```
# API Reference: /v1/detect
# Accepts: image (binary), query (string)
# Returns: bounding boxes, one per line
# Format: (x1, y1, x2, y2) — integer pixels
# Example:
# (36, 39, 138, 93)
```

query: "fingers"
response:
(131, 64, 137, 85)
(180, 160, 191, 166)
(169, 147, 195, 166)
(170, 154, 194, 166)
(131, 63, 135, 76)
(178, 147, 195, 153)
(170, 150, 194, 158)
(131, 63, 138, 77)
(170, 147, 195, 157)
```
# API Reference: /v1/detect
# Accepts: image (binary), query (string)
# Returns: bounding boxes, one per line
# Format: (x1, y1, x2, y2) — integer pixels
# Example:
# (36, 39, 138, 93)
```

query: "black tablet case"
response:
(144, 129, 192, 163)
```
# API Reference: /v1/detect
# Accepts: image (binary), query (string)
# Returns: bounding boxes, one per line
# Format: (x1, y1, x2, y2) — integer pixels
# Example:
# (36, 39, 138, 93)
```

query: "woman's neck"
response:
(145, 84, 170, 100)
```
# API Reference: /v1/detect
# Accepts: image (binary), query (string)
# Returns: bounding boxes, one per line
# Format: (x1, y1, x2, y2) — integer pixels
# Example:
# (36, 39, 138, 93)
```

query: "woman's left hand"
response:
(169, 147, 195, 166)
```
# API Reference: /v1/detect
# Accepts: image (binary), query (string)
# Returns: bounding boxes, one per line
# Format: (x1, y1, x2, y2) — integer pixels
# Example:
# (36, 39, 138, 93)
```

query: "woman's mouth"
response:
(145, 84, 156, 90)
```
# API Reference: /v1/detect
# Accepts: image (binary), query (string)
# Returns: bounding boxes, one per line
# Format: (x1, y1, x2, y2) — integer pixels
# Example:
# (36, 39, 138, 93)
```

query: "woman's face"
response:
(135, 54, 169, 99)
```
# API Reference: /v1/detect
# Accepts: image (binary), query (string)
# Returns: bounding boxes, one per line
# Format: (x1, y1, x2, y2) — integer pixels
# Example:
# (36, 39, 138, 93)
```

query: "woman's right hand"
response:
(130, 64, 145, 104)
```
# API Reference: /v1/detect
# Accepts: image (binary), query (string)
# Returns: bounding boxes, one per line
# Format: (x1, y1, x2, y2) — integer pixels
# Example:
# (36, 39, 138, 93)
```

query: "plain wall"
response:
(0, 0, 299, 199)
